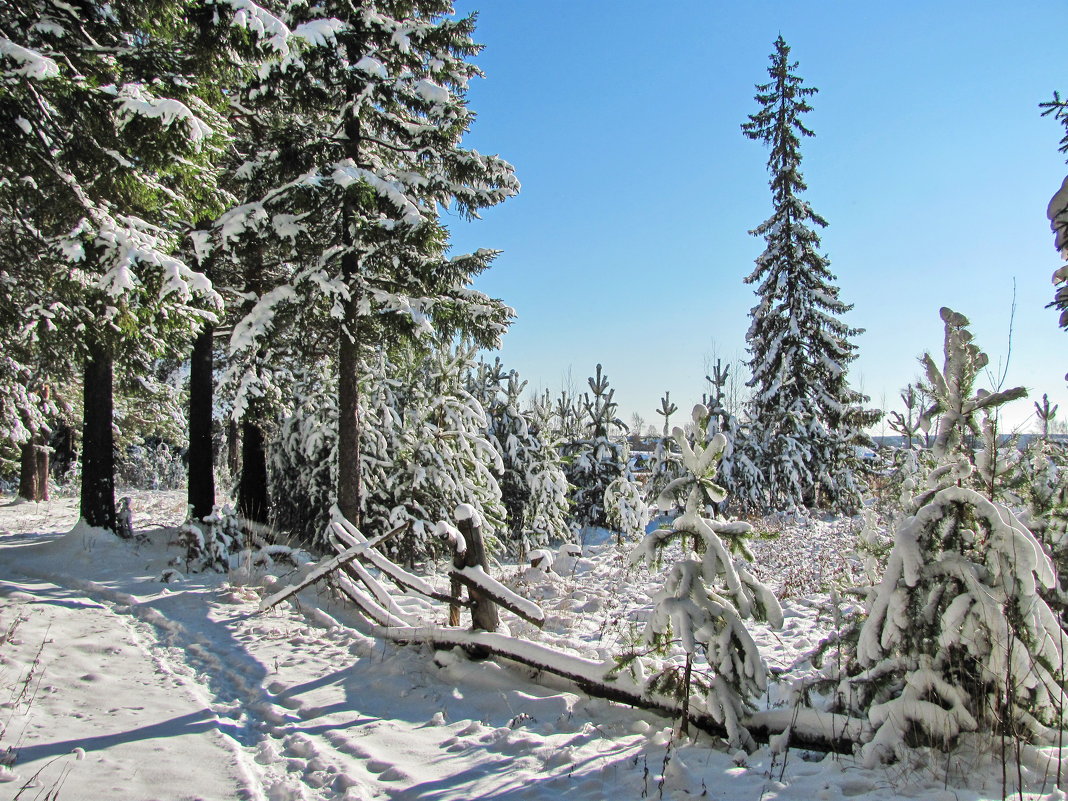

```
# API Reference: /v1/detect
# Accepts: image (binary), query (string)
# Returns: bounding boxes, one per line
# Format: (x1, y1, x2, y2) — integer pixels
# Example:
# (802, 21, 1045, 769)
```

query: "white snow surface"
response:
(0, 490, 1064, 800)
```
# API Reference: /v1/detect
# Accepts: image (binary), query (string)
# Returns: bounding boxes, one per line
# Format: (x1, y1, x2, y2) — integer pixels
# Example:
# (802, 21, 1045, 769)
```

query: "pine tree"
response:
(741, 36, 874, 513)
(849, 308, 1061, 765)
(631, 404, 783, 748)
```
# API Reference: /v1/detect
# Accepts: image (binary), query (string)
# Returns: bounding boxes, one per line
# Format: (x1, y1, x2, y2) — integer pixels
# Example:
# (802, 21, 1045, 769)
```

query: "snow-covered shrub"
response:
(178, 504, 243, 572)
(628, 404, 783, 749)
(845, 308, 1063, 764)
(361, 344, 505, 564)
(115, 441, 186, 490)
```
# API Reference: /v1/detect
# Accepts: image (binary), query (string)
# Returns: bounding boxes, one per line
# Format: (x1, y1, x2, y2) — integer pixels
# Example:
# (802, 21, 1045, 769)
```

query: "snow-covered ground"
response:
(0, 491, 1063, 800)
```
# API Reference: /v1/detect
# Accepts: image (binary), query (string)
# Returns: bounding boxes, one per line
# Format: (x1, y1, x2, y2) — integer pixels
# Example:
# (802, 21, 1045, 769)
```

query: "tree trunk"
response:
(226, 417, 239, 476)
(18, 441, 38, 501)
(187, 319, 215, 520)
(237, 420, 269, 527)
(34, 435, 48, 501)
(337, 204, 363, 528)
(81, 344, 117, 533)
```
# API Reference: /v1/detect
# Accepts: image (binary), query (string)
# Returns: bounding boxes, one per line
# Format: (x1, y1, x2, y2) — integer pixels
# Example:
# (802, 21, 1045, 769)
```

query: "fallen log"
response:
(373, 624, 866, 754)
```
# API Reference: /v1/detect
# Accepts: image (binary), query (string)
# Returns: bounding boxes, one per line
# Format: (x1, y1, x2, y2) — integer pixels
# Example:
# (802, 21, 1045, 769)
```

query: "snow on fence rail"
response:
(261, 508, 863, 753)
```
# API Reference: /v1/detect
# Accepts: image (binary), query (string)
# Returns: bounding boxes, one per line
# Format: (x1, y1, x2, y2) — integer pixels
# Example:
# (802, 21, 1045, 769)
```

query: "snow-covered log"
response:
(374, 625, 863, 753)
(449, 565, 544, 628)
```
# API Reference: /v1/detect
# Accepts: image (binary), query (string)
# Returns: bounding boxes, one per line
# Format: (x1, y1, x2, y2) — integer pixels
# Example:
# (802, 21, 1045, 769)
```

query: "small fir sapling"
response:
(604, 474, 650, 545)
(850, 308, 1063, 765)
(360, 343, 505, 565)
(179, 504, 243, 572)
(701, 360, 757, 514)
(267, 364, 339, 548)
(563, 365, 629, 534)
(1036, 394, 1060, 439)
(975, 409, 1021, 504)
(629, 404, 783, 749)
(888, 384, 924, 451)
(1018, 438, 1068, 554)
(645, 393, 682, 506)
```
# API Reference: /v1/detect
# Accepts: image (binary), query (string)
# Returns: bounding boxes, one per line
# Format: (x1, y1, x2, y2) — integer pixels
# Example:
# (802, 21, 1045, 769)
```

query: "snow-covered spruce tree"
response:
(0, 0, 289, 531)
(563, 365, 632, 534)
(471, 360, 569, 557)
(267, 359, 339, 547)
(1042, 92, 1068, 331)
(360, 342, 505, 564)
(219, 2, 518, 534)
(850, 307, 1062, 765)
(645, 393, 682, 505)
(630, 404, 783, 748)
(741, 36, 875, 513)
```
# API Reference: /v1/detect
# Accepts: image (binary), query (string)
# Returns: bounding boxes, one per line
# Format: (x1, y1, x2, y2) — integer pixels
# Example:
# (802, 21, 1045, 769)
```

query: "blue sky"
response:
(447, 1, 1067, 433)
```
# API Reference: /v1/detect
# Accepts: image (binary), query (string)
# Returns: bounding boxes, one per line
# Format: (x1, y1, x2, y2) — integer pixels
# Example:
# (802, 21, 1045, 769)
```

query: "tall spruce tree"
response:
(217, 2, 518, 533)
(741, 36, 874, 513)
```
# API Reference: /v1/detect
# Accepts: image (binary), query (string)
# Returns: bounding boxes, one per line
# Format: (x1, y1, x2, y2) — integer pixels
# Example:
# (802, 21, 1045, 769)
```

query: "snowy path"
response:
(2, 493, 1064, 801)
(0, 498, 665, 801)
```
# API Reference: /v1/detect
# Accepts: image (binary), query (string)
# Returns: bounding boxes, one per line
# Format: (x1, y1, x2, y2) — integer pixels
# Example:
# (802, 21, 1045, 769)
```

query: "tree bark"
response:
(34, 433, 49, 502)
(81, 343, 117, 533)
(237, 420, 269, 527)
(336, 200, 364, 528)
(187, 318, 215, 520)
(18, 441, 38, 501)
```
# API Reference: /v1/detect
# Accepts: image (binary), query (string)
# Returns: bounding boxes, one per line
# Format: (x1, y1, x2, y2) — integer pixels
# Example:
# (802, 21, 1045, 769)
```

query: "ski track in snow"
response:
(0, 491, 1064, 801)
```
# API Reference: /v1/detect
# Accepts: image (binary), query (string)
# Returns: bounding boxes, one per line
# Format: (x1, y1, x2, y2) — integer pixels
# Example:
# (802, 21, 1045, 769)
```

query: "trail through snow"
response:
(0, 492, 1064, 800)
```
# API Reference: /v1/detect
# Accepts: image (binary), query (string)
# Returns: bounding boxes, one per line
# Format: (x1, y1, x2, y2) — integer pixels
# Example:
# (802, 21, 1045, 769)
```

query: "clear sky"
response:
(446, 0, 1068, 434)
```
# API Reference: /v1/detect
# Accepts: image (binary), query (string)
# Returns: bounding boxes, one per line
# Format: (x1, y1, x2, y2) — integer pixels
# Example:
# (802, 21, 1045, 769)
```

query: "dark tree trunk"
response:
(81, 344, 117, 533)
(187, 320, 215, 520)
(34, 435, 48, 501)
(336, 197, 363, 528)
(238, 420, 269, 527)
(18, 441, 38, 501)
(226, 417, 239, 476)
